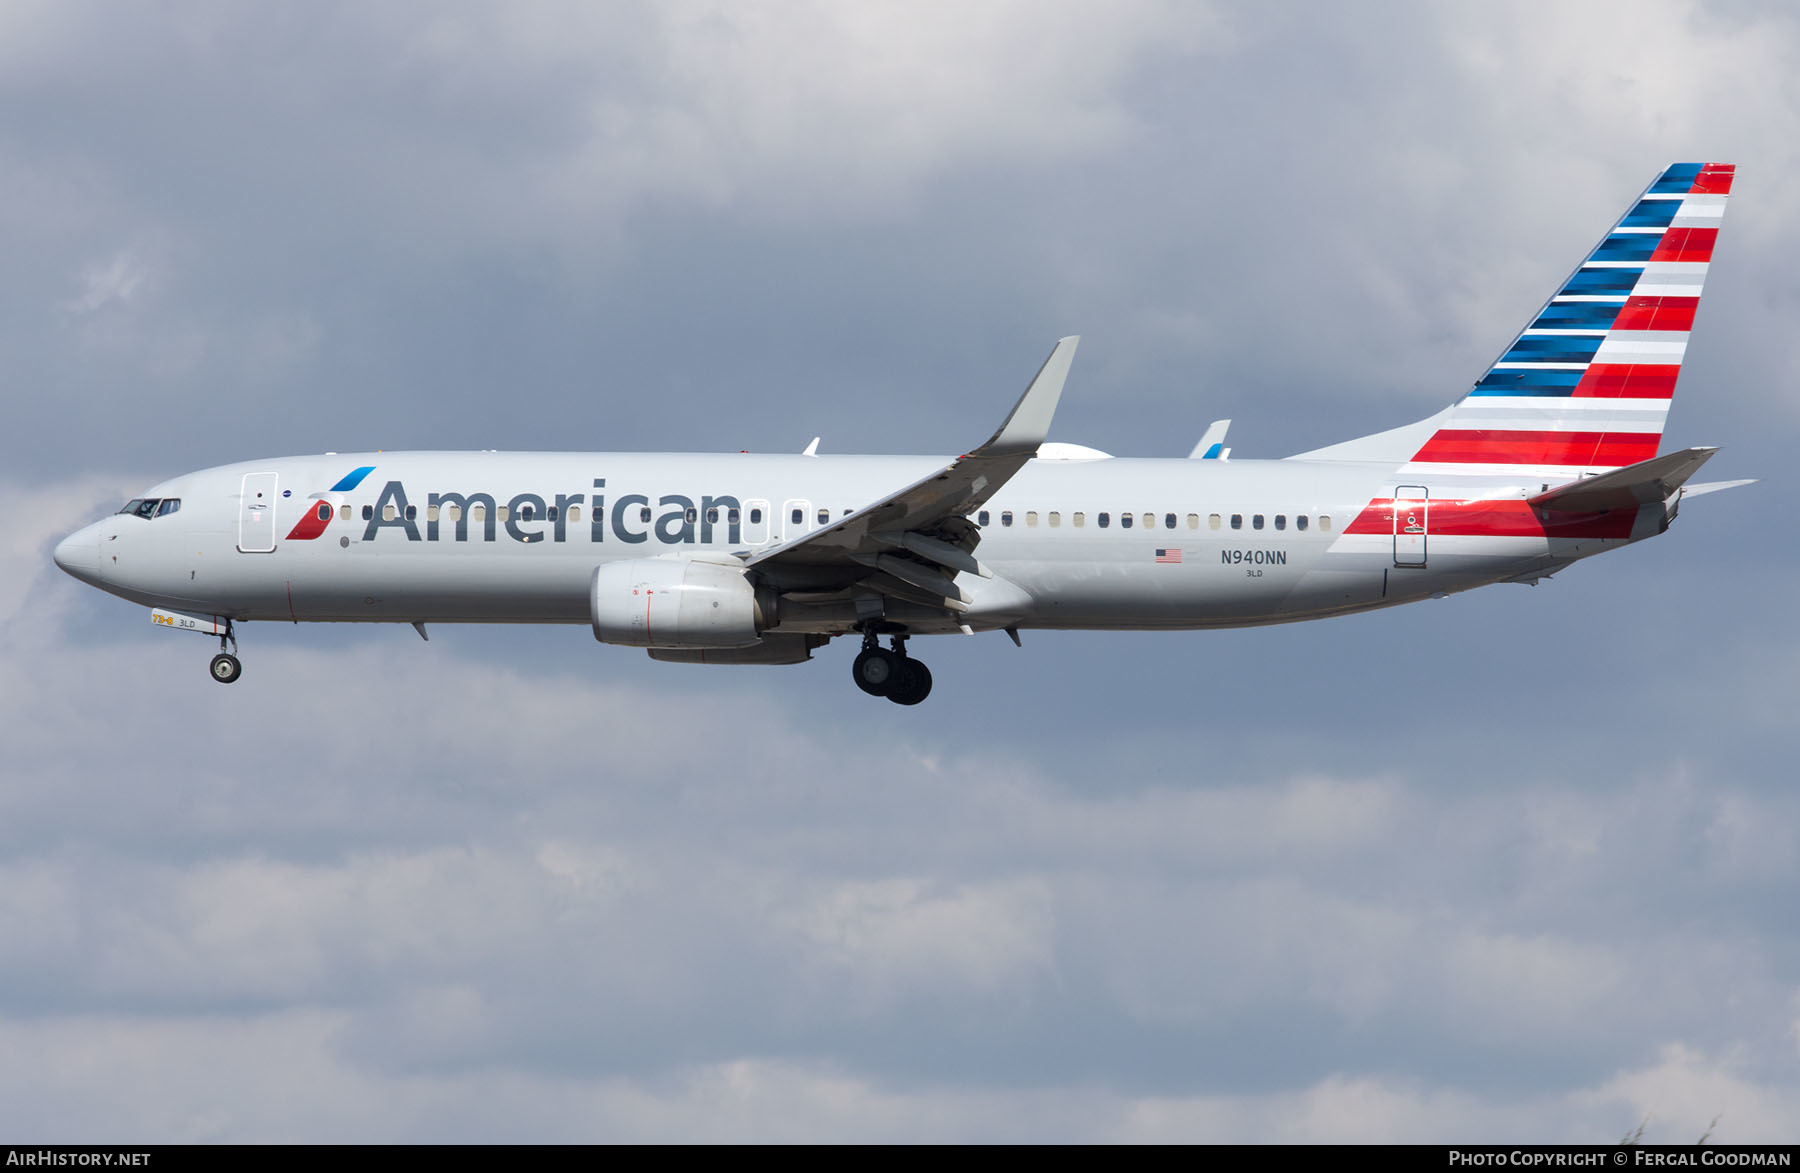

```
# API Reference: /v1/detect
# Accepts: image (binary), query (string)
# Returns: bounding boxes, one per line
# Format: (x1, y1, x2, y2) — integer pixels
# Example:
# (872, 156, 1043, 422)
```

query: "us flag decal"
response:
(1154, 548, 1182, 563)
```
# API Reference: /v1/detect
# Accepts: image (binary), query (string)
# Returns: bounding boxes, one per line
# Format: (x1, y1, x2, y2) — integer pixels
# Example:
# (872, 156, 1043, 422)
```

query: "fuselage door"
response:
(780, 499, 812, 542)
(238, 472, 279, 553)
(743, 499, 771, 545)
(1393, 485, 1428, 567)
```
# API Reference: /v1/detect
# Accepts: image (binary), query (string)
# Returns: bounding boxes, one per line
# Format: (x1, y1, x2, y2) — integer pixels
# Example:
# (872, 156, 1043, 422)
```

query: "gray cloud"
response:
(3, 0, 1796, 1143)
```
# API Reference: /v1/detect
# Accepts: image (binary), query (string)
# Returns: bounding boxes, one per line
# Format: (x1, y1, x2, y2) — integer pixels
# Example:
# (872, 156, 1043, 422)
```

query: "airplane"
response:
(54, 163, 1750, 706)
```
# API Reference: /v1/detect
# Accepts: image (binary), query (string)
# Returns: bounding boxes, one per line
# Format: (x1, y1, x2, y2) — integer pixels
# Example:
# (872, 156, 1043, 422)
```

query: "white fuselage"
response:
(53, 449, 1660, 637)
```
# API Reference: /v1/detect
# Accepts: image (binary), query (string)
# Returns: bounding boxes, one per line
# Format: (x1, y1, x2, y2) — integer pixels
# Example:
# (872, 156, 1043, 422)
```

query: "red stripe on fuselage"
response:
(1612, 295, 1697, 332)
(1412, 430, 1660, 466)
(1345, 498, 1639, 541)
(1571, 363, 1679, 399)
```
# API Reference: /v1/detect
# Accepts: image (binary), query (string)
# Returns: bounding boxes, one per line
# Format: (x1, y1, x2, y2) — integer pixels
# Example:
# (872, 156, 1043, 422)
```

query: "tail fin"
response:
(1293, 163, 1733, 472)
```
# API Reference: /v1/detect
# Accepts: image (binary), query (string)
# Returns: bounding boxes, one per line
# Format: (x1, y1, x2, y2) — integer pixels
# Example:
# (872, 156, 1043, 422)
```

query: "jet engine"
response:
(589, 558, 775, 649)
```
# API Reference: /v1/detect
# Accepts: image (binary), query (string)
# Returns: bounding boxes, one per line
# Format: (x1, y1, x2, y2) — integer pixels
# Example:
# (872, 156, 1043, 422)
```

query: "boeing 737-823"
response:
(54, 163, 1750, 705)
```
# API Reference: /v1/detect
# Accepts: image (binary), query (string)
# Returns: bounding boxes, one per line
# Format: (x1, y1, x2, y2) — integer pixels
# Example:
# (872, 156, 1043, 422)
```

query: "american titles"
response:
(360, 480, 745, 546)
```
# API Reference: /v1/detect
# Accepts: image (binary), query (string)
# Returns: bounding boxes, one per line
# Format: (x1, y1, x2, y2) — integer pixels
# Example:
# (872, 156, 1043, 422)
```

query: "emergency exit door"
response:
(1393, 486, 1428, 567)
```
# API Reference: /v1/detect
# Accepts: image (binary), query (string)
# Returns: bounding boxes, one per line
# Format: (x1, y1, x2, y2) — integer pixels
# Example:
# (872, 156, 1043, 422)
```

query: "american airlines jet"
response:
(54, 163, 1749, 705)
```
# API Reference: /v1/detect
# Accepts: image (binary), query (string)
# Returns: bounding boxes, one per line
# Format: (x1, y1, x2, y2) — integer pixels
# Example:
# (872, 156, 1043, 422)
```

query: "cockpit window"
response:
(117, 498, 180, 519)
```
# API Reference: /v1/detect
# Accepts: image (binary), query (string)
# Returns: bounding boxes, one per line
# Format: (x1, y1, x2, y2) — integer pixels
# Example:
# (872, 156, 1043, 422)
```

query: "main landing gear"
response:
(208, 621, 242, 685)
(851, 628, 932, 706)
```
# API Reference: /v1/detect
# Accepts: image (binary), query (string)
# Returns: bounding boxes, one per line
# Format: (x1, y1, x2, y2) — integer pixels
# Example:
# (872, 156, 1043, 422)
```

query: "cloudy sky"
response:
(4, 0, 1798, 1142)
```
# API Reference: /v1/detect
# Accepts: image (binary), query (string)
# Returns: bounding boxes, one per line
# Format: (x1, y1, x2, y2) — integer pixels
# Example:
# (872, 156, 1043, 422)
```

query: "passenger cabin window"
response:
(1120, 513, 1133, 529)
(520, 503, 536, 521)
(1026, 511, 1038, 527)
(470, 503, 487, 522)
(1274, 514, 1286, 531)
(1296, 515, 1308, 532)
(1319, 515, 1332, 531)
(817, 508, 829, 525)
(428, 505, 440, 522)
(447, 504, 463, 522)
(363, 505, 374, 521)
(1073, 512, 1085, 527)
(1144, 513, 1156, 530)
(1252, 514, 1264, 530)
(1098, 512, 1110, 528)
(316, 502, 331, 521)
(1048, 511, 1061, 527)
(568, 506, 582, 523)
(497, 506, 510, 522)
(383, 504, 398, 522)
(1164, 513, 1176, 530)
(1187, 513, 1199, 529)
(749, 508, 763, 524)
(1209, 513, 1222, 530)
(405, 505, 417, 522)
(686, 507, 698, 524)
(1230, 514, 1242, 530)
(978, 510, 990, 526)
(1001, 511, 1013, 527)
(791, 507, 804, 525)
(640, 507, 652, 524)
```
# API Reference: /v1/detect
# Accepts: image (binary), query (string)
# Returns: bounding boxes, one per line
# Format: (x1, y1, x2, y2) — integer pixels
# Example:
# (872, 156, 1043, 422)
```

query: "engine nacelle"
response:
(590, 558, 771, 649)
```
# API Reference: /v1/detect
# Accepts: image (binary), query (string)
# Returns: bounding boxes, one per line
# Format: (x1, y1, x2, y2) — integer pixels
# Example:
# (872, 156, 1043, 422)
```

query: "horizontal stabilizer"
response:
(1529, 447, 1717, 512)
(1681, 478, 1756, 498)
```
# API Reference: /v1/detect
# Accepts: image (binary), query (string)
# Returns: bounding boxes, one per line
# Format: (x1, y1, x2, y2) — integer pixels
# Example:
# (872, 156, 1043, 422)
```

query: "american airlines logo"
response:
(289, 475, 749, 547)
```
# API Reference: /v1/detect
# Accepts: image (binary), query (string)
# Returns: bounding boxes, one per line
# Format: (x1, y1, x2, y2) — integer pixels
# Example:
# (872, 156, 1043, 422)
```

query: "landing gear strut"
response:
(209, 621, 242, 685)
(850, 627, 932, 705)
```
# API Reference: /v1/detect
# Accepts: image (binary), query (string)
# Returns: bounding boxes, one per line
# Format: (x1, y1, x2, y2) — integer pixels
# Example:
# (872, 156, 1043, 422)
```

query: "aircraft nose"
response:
(53, 526, 99, 582)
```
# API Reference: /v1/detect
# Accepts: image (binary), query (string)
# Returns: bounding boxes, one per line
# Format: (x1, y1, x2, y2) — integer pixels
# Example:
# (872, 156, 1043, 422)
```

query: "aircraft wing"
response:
(743, 336, 1079, 612)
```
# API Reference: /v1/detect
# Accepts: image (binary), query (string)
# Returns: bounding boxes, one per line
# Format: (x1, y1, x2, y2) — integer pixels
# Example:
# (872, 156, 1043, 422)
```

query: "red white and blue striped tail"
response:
(1293, 164, 1732, 475)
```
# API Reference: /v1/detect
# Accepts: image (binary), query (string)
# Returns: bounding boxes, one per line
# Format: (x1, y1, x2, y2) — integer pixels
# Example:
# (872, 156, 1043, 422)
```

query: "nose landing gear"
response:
(851, 628, 932, 705)
(208, 621, 242, 684)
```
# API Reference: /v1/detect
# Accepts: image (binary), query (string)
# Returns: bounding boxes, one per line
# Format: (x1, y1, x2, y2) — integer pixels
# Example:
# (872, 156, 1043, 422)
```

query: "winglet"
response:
(979, 336, 1079, 456)
(802, 437, 821, 456)
(1189, 419, 1232, 460)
